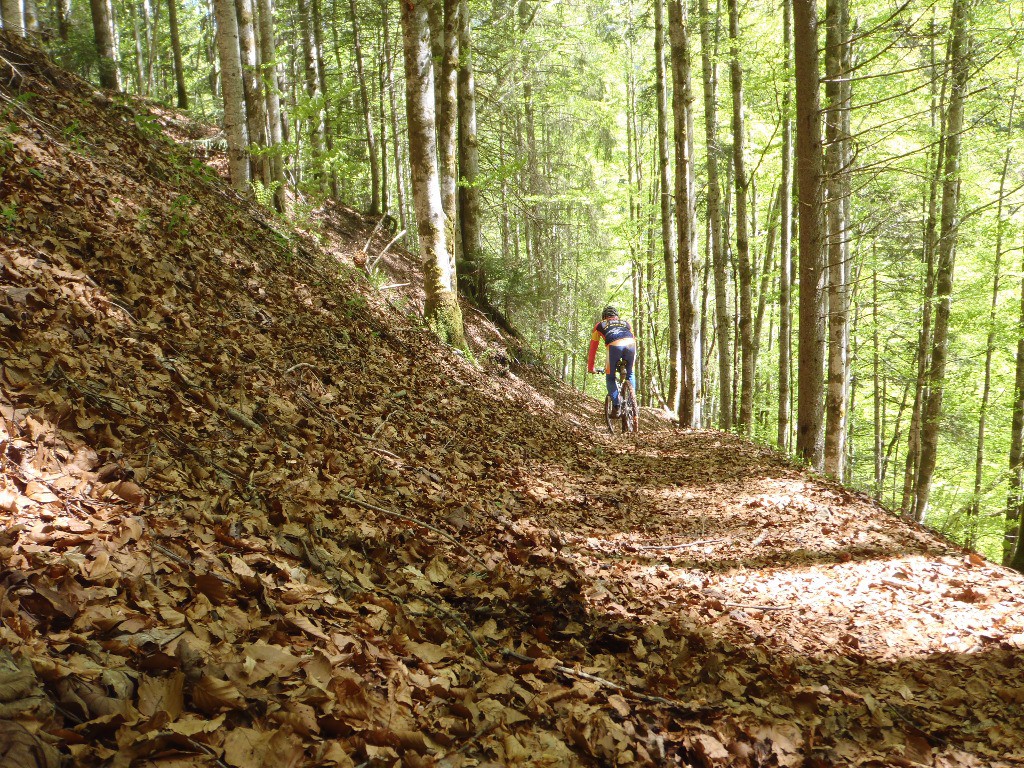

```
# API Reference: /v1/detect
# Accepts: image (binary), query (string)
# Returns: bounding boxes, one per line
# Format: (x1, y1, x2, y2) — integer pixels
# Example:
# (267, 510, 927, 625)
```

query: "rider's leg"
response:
(607, 346, 623, 406)
(623, 345, 637, 395)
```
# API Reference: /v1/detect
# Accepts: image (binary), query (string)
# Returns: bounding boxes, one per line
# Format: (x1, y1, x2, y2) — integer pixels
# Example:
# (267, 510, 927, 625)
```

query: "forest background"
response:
(4, 0, 1024, 566)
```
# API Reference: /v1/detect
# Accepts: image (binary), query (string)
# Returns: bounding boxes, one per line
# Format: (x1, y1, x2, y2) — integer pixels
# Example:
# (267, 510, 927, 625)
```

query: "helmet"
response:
(602, 306, 617, 319)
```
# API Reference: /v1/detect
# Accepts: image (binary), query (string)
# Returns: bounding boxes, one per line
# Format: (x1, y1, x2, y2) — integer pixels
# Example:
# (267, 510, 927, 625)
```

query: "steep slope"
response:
(3, 33, 1024, 768)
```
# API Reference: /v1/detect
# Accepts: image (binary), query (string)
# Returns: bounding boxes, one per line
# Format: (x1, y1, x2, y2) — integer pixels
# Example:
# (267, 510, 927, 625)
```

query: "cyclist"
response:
(587, 306, 636, 417)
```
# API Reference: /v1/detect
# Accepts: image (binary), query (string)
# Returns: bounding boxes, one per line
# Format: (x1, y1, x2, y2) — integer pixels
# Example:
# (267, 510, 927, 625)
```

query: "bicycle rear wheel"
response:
(620, 381, 638, 433)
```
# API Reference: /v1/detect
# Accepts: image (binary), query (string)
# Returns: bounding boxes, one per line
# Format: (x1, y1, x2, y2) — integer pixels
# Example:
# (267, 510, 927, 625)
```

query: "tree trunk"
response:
(438, 0, 460, 276)
(349, 0, 382, 214)
(296, 0, 325, 192)
(1007, 232, 1024, 565)
(257, 0, 288, 212)
(902, 18, 944, 519)
(823, 0, 851, 477)
(655, 0, 680, 416)
(793, 0, 826, 468)
(457, 0, 485, 301)
(973, 91, 1015, 546)
(698, 0, 730, 430)
(777, 0, 793, 451)
(383, 0, 408, 234)
(914, 0, 973, 521)
(310, 0, 339, 199)
(89, 0, 121, 90)
(236, 0, 270, 186)
(400, 0, 467, 348)
(212, 0, 250, 190)
(167, 0, 188, 108)
(668, 0, 701, 428)
(2, 0, 25, 36)
(57, 0, 71, 41)
(728, 0, 753, 435)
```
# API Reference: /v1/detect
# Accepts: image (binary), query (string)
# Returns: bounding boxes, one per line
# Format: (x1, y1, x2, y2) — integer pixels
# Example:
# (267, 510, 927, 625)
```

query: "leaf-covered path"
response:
(1, 33, 1024, 767)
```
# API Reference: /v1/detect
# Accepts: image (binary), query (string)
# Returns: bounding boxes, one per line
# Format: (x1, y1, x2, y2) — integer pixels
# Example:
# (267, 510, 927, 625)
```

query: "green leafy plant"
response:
(251, 179, 282, 210)
(0, 202, 18, 230)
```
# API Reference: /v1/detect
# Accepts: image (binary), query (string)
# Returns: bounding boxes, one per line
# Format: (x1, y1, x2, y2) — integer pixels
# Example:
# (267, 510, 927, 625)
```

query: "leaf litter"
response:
(1, 34, 1024, 767)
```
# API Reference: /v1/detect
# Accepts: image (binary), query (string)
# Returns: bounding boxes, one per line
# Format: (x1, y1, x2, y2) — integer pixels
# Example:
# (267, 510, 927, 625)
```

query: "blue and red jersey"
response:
(587, 317, 636, 372)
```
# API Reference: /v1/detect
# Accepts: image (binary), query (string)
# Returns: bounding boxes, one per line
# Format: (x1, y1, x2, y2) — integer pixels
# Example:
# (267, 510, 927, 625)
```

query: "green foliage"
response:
(251, 180, 282, 210)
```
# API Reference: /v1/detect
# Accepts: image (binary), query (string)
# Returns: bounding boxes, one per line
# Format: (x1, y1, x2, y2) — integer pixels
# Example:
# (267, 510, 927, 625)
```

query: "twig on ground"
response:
(636, 537, 726, 551)
(337, 492, 487, 569)
(500, 648, 715, 715)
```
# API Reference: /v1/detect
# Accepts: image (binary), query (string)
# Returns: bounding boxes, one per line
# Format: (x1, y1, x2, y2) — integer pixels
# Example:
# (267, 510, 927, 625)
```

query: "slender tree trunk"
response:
(457, 0, 484, 300)
(257, 0, 288, 211)
(213, 0, 250, 190)
(872, 267, 883, 499)
(400, 0, 466, 348)
(167, 0, 188, 108)
(57, 0, 71, 41)
(349, 0, 382, 214)
(383, 0, 408, 233)
(310, 0, 339, 199)
(90, 0, 121, 90)
(727, 0, 754, 434)
(973, 93, 1015, 545)
(823, 0, 852, 477)
(438, 0, 460, 277)
(296, 0, 325, 192)
(132, 3, 146, 93)
(698, 0, 730, 430)
(655, 0, 680, 416)
(668, 0, 701, 428)
(1007, 231, 1024, 565)
(778, 0, 793, 450)
(237, 0, 270, 186)
(794, 0, 826, 468)
(902, 17, 944, 519)
(915, 0, 973, 520)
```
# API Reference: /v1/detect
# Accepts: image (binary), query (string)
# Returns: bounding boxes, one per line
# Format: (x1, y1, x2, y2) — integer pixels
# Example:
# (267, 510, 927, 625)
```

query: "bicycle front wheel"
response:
(604, 395, 615, 435)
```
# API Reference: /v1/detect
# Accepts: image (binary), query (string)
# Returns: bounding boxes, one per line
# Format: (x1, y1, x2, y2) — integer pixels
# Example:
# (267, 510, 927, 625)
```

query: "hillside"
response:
(2, 33, 1024, 768)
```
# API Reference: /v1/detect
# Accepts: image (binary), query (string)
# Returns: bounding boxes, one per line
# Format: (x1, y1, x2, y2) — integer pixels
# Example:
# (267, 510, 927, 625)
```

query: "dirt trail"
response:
(1, 33, 1024, 767)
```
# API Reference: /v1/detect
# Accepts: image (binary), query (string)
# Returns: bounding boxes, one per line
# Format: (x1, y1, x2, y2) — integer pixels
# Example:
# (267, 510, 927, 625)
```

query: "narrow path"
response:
(506, 417, 1024, 766)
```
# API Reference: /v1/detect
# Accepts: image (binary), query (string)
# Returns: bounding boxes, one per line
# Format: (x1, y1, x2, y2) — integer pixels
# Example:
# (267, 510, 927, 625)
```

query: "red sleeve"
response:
(587, 328, 601, 371)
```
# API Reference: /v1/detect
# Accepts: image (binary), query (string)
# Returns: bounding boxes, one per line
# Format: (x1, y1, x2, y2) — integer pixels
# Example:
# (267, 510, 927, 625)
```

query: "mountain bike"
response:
(597, 358, 638, 435)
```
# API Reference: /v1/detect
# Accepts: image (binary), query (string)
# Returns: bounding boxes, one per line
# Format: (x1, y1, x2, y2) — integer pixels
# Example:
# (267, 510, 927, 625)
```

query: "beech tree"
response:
(400, 0, 466, 348)
(212, 0, 249, 190)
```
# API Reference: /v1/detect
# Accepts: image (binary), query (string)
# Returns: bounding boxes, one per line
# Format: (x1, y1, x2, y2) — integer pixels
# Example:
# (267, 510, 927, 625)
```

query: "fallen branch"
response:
(337, 492, 487, 569)
(500, 648, 715, 716)
(636, 537, 725, 552)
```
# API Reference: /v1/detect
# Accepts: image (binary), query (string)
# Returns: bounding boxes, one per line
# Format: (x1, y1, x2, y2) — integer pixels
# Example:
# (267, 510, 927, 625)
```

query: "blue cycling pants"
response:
(605, 344, 636, 404)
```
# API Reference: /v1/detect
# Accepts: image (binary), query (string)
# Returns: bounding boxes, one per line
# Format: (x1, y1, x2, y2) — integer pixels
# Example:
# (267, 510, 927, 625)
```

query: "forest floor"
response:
(2, 32, 1024, 768)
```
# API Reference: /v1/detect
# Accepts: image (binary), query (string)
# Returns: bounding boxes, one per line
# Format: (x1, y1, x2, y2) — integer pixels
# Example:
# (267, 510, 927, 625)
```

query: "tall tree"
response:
(89, 0, 121, 90)
(457, 0, 485, 301)
(1007, 236, 1024, 565)
(167, 0, 189, 109)
(438, 0, 460, 271)
(213, 0, 250, 190)
(914, 0, 974, 520)
(655, 0, 680, 415)
(296, 0, 326, 192)
(823, 0, 852, 477)
(237, 0, 270, 186)
(698, 0, 731, 430)
(728, 0, 753, 433)
(349, 0, 382, 214)
(257, 0, 289, 211)
(777, 0, 793, 450)
(668, 0, 701, 428)
(793, 0, 826, 468)
(400, 0, 467, 348)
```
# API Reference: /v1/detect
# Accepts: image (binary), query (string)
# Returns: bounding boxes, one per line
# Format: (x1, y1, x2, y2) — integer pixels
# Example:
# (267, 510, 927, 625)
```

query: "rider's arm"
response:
(586, 328, 602, 373)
